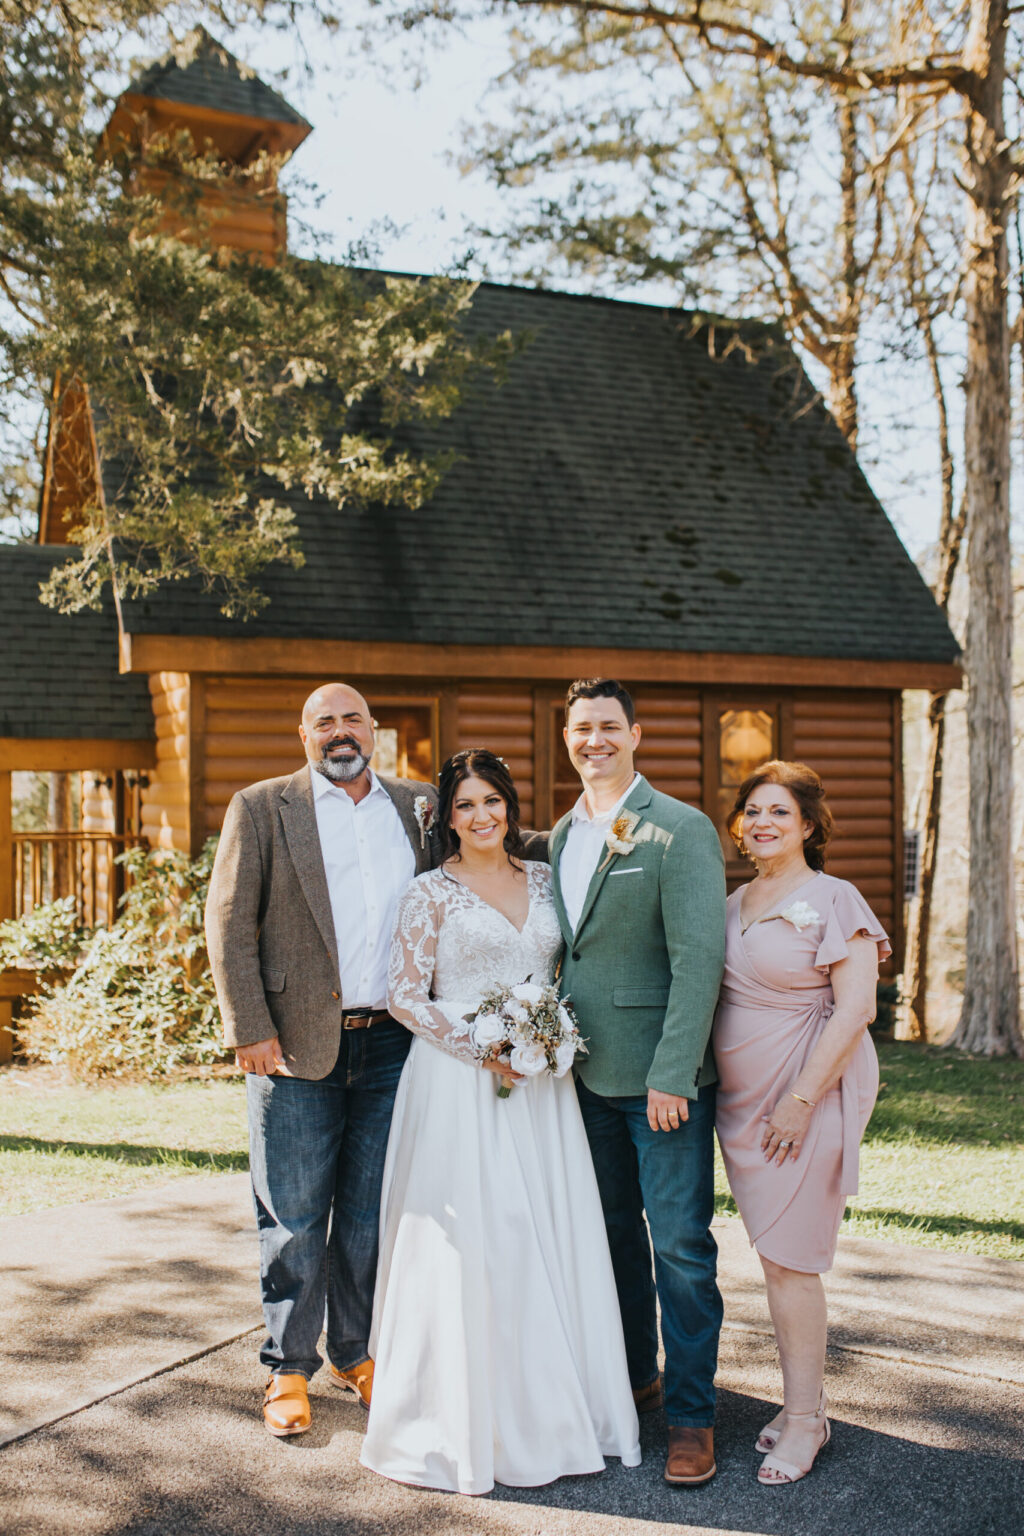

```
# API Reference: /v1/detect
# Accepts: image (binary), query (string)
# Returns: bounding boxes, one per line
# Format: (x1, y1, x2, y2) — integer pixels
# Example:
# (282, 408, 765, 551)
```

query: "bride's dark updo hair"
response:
(437, 748, 524, 864)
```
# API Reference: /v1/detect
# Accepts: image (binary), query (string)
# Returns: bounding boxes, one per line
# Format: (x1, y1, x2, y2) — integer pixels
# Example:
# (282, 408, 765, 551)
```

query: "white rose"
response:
(473, 1013, 507, 1050)
(506, 1000, 529, 1024)
(554, 1040, 577, 1076)
(511, 982, 545, 1005)
(509, 1041, 549, 1076)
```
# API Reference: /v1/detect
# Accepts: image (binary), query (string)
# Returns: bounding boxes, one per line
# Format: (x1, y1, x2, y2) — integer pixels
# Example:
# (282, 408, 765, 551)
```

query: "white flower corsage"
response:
(780, 900, 820, 932)
(413, 794, 435, 849)
(598, 810, 640, 872)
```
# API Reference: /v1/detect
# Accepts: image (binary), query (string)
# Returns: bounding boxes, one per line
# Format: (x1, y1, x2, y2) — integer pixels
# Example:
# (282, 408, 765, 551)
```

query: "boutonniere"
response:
(780, 900, 820, 932)
(598, 810, 641, 872)
(413, 794, 435, 849)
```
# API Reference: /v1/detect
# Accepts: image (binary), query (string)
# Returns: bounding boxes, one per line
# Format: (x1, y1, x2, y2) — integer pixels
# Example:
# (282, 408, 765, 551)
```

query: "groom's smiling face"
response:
(564, 696, 641, 794)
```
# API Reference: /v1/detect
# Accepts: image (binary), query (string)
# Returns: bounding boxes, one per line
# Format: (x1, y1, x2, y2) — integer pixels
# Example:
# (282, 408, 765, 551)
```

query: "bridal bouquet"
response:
(466, 979, 588, 1099)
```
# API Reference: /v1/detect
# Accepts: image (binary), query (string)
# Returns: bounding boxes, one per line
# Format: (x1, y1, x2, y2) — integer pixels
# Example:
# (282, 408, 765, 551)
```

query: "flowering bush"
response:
(0, 840, 226, 1079)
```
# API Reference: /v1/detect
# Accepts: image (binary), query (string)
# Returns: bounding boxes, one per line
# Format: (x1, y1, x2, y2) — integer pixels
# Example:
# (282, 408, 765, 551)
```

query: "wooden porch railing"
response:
(11, 832, 146, 928)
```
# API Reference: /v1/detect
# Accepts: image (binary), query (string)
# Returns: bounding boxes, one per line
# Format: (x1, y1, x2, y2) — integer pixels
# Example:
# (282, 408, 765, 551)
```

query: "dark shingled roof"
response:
(0, 548, 154, 741)
(111, 279, 959, 666)
(125, 27, 310, 129)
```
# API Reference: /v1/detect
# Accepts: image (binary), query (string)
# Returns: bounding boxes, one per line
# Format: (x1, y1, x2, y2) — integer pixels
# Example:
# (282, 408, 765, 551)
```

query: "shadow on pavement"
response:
(2, 1333, 1022, 1536)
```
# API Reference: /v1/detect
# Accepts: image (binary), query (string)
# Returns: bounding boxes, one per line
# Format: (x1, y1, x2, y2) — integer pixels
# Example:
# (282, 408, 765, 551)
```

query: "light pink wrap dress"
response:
(714, 872, 891, 1274)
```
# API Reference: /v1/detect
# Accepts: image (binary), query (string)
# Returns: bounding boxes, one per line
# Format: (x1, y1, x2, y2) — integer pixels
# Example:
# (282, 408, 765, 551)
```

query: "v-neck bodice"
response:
(387, 862, 564, 1062)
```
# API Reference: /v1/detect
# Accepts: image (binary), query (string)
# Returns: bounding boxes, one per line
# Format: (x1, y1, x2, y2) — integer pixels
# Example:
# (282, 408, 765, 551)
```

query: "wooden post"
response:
(187, 674, 207, 859)
(0, 770, 13, 1063)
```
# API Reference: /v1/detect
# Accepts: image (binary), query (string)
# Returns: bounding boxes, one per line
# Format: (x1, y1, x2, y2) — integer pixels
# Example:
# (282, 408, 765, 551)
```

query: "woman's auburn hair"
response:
(727, 758, 834, 872)
(436, 747, 525, 864)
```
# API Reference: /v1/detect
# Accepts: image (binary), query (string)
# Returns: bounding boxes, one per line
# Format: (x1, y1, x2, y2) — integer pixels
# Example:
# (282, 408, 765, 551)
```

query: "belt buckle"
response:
(342, 1009, 373, 1031)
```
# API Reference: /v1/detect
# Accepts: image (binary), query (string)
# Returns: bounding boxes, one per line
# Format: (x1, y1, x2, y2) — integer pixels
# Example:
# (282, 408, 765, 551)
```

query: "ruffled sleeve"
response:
(814, 879, 892, 971)
(386, 878, 484, 1063)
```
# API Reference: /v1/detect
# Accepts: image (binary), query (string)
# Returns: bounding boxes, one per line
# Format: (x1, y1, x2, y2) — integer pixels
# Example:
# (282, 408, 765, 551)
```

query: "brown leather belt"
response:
(341, 1009, 393, 1031)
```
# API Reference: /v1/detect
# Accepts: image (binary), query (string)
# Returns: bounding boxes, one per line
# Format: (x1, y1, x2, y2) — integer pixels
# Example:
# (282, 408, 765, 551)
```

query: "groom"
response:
(551, 678, 726, 1485)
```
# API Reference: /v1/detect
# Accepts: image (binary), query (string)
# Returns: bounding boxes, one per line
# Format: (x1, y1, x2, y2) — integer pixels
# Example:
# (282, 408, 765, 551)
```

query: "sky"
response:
(227, 10, 952, 562)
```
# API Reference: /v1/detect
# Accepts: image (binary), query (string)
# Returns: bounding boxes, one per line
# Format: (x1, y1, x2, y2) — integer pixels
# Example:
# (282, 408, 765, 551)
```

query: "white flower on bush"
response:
(554, 1039, 577, 1076)
(509, 1041, 549, 1076)
(473, 1013, 506, 1051)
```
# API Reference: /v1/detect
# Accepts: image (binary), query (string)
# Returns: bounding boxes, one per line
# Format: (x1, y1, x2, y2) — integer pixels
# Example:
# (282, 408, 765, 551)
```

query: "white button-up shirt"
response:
(311, 769, 416, 1009)
(559, 773, 641, 933)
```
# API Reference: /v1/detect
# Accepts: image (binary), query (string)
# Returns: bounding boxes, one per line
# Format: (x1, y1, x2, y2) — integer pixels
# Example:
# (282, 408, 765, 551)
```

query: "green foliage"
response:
(2, 6, 503, 615)
(0, 896, 87, 969)
(1, 839, 227, 1078)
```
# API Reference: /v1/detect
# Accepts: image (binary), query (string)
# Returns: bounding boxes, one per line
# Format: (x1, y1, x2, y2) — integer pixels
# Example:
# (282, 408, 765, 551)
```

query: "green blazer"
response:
(550, 776, 726, 1100)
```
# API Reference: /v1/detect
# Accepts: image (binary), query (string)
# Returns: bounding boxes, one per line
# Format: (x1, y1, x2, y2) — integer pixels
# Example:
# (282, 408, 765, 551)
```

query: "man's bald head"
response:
(298, 683, 376, 789)
(301, 683, 372, 732)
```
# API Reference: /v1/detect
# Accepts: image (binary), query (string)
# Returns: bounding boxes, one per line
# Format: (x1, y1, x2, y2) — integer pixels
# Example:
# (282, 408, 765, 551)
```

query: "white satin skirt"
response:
(360, 1035, 642, 1495)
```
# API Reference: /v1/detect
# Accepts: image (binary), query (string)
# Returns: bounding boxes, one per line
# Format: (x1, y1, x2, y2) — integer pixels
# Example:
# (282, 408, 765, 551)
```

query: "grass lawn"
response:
(0, 1067, 247, 1216)
(2, 1043, 1022, 1261)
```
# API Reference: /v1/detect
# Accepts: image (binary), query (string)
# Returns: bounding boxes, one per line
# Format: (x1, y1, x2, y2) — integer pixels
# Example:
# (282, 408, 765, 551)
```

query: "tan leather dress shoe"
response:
(632, 1374, 665, 1413)
(262, 1373, 311, 1437)
(329, 1357, 374, 1409)
(664, 1425, 716, 1484)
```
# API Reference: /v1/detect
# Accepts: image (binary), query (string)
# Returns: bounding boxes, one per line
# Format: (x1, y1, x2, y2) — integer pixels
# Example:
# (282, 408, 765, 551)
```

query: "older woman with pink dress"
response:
(714, 759, 890, 1488)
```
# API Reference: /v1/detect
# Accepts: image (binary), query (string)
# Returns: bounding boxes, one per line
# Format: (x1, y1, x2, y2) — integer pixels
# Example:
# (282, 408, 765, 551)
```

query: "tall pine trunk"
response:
(952, 0, 1023, 1055)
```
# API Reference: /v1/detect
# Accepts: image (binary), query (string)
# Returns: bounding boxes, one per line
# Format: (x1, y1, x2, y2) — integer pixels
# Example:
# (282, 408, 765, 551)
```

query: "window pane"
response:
(716, 707, 775, 857)
(371, 707, 434, 781)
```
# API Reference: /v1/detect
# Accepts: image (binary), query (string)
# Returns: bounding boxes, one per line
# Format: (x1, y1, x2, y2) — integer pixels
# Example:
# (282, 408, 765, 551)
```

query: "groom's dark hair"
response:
(564, 678, 635, 727)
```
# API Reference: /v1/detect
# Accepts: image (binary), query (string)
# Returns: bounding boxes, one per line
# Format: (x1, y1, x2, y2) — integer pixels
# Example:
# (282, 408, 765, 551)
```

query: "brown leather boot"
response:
(632, 1374, 665, 1413)
(329, 1357, 374, 1409)
(664, 1425, 716, 1484)
(262, 1373, 311, 1437)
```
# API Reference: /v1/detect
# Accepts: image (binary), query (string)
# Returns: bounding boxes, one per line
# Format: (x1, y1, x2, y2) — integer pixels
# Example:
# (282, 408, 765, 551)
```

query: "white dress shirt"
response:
(311, 769, 416, 1009)
(559, 773, 641, 933)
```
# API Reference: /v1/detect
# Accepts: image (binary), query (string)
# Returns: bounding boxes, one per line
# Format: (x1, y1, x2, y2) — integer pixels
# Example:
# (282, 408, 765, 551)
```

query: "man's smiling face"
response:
(563, 695, 641, 795)
(299, 684, 376, 785)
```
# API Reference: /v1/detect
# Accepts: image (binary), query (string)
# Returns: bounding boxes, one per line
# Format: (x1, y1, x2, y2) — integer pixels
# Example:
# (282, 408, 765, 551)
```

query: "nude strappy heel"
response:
(757, 1403, 831, 1485)
(755, 1385, 827, 1453)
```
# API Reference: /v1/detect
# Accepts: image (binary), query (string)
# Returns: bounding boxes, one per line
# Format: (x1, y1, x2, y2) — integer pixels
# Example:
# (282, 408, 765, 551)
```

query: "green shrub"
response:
(0, 840, 227, 1079)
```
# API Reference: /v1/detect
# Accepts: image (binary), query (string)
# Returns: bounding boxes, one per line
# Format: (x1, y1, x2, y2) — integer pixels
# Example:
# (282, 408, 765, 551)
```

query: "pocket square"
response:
(609, 867, 644, 876)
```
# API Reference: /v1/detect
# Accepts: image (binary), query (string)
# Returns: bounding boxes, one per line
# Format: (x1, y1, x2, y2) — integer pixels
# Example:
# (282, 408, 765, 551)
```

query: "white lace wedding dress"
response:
(360, 861, 641, 1496)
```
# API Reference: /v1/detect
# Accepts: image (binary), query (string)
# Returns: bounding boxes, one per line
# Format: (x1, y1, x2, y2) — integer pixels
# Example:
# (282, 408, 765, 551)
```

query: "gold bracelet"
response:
(790, 1091, 816, 1108)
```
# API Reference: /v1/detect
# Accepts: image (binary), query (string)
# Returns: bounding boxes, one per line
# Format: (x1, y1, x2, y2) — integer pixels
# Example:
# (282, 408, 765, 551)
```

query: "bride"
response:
(359, 748, 641, 1495)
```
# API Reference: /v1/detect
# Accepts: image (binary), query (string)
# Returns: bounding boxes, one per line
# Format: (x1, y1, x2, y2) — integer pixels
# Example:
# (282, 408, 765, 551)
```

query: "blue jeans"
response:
(576, 1078, 722, 1427)
(246, 1020, 410, 1378)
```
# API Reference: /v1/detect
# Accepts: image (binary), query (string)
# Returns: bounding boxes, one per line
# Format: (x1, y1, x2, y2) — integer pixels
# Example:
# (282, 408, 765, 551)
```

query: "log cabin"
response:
(0, 30, 961, 1061)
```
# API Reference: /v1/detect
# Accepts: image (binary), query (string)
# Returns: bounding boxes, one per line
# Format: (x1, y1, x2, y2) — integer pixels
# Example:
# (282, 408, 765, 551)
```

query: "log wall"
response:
(157, 672, 903, 963)
(140, 672, 192, 852)
(791, 689, 902, 964)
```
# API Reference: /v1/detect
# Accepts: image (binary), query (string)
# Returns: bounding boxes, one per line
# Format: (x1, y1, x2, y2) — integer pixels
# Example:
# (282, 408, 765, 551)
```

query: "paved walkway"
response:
(1, 1174, 1021, 1535)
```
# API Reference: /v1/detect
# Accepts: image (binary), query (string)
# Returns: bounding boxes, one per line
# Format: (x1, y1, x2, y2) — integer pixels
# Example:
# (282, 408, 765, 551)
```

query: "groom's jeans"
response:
(576, 1078, 722, 1428)
(246, 1020, 410, 1379)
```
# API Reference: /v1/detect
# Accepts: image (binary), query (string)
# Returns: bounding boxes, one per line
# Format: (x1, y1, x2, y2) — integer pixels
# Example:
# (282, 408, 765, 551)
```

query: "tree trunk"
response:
(899, 319, 964, 1043)
(952, 0, 1023, 1056)
(829, 18, 860, 449)
(902, 693, 949, 1039)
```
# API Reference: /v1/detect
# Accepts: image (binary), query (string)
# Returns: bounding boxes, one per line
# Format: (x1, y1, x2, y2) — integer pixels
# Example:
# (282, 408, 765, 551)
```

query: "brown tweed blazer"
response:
(205, 764, 441, 1079)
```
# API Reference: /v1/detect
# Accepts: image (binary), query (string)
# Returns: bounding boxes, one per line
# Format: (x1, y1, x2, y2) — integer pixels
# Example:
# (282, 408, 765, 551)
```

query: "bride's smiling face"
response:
(450, 773, 508, 852)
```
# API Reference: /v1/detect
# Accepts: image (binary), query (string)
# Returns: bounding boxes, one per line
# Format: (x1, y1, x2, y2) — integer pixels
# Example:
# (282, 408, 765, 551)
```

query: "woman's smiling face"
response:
(741, 782, 812, 866)
(450, 773, 509, 852)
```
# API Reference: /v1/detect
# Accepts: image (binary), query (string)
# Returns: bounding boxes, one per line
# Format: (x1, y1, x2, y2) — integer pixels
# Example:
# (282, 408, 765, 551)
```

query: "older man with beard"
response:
(206, 683, 440, 1438)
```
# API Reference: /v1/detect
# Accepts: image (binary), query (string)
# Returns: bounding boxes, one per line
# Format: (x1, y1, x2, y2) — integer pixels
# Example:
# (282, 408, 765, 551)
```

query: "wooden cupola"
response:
(100, 27, 312, 262)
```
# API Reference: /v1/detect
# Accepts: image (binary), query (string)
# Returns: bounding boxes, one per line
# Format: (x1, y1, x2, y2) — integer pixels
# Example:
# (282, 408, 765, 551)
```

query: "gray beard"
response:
(314, 750, 371, 784)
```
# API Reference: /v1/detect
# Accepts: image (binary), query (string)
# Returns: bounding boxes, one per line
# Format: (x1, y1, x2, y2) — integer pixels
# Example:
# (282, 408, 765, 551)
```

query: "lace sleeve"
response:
(386, 879, 482, 1063)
